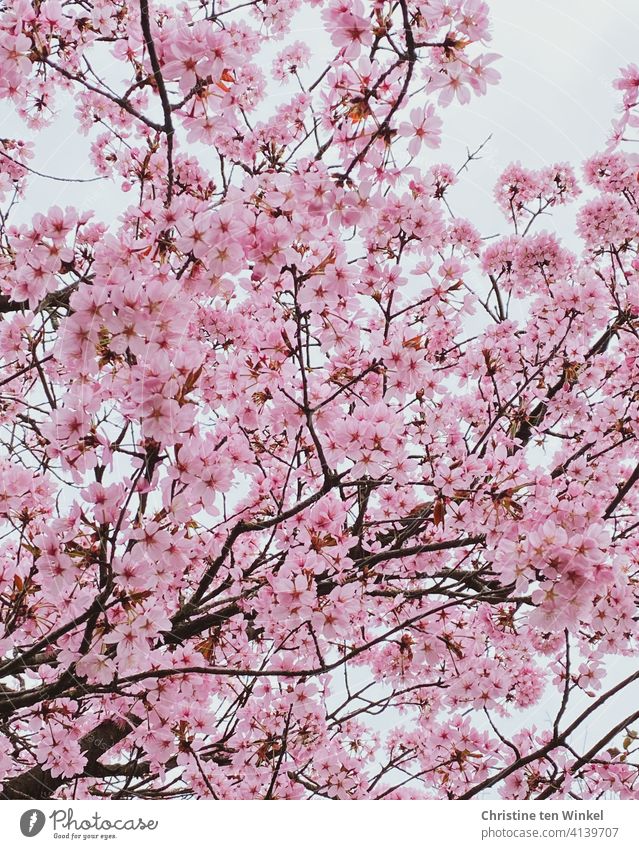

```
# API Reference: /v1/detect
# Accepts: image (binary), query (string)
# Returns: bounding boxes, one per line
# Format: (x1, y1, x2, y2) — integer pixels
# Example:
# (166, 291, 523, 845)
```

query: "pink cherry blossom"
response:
(0, 0, 637, 805)
(399, 105, 443, 156)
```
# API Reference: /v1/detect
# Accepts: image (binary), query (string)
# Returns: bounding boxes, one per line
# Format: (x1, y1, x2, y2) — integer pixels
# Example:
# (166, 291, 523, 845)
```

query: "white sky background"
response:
(3, 0, 639, 795)
(6, 0, 639, 223)
(441, 0, 639, 237)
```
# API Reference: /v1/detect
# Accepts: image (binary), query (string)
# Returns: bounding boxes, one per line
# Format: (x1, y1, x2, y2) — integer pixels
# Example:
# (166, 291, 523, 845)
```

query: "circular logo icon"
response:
(20, 809, 46, 837)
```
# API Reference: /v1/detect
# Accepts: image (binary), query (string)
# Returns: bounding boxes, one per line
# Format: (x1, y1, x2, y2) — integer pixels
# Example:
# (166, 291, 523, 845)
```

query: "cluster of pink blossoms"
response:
(0, 0, 638, 803)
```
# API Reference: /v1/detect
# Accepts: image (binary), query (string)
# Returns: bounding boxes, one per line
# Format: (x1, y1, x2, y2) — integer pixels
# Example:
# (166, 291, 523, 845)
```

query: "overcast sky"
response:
(4, 0, 639, 230)
(437, 0, 639, 234)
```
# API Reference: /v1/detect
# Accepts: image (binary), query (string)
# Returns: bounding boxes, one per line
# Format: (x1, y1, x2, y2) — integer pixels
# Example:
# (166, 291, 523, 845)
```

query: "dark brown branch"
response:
(604, 462, 639, 519)
(139, 0, 175, 203)
(0, 717, 140, 800)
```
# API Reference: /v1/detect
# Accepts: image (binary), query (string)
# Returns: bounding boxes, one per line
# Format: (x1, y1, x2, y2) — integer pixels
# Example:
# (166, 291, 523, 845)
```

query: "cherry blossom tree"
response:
(0, 0, 639, 801)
